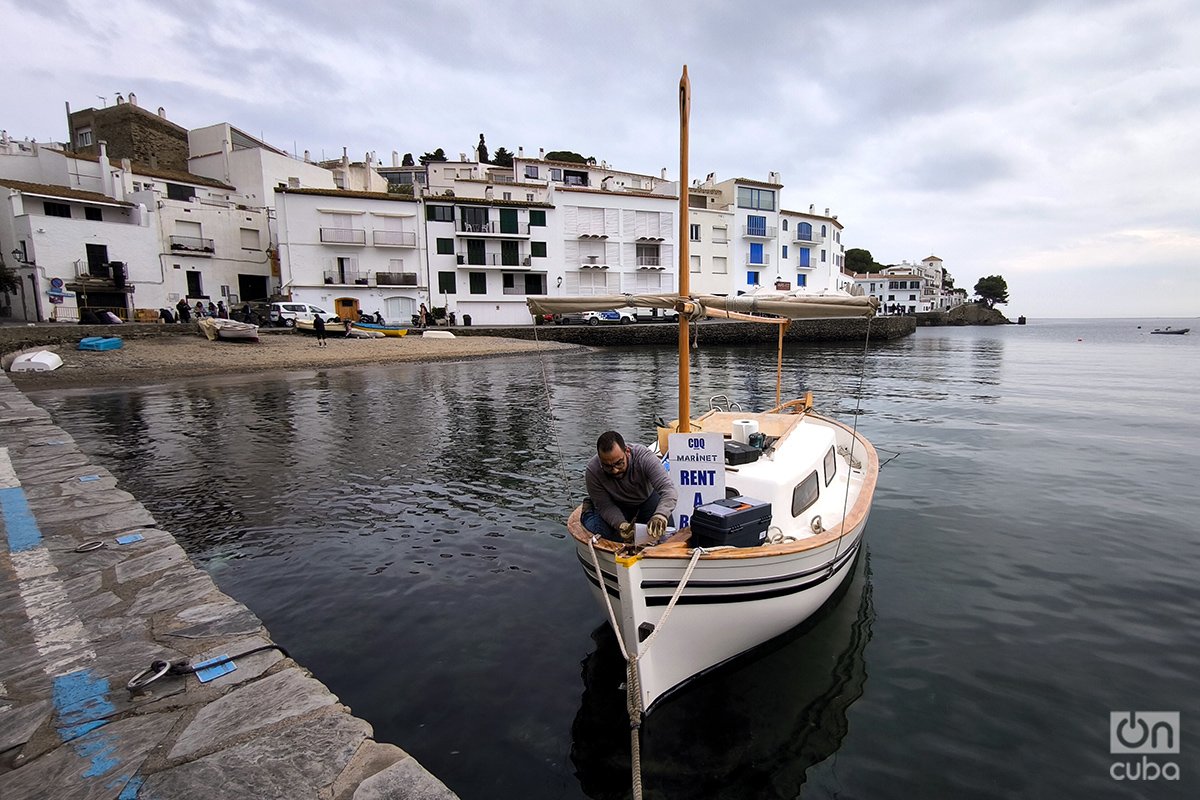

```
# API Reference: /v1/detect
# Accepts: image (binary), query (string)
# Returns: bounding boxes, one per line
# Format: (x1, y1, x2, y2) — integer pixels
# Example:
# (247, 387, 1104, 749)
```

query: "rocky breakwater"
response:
(916, 304, 1011, 327)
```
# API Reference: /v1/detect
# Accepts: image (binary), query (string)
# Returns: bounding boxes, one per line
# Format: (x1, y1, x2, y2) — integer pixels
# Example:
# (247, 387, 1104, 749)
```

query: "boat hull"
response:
(351, 322, 408, 337)
(576, 515, 868, 712)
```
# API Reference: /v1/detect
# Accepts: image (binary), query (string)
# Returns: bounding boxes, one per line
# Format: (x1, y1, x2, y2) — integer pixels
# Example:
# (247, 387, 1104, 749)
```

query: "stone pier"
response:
(0, 375, 457, 799)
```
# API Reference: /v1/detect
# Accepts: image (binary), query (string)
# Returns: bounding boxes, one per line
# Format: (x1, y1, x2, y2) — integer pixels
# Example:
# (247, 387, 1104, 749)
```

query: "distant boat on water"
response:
(1150, 326, 1189, 335)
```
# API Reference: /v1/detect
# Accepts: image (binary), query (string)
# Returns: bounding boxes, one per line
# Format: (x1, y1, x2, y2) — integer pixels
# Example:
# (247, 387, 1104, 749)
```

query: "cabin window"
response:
(823, 446, 837, 487)
(791, 471, 820, 517)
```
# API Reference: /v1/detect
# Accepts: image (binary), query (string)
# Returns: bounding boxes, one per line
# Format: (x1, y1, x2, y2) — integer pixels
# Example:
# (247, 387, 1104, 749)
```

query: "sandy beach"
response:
(6, 332, 583, 390)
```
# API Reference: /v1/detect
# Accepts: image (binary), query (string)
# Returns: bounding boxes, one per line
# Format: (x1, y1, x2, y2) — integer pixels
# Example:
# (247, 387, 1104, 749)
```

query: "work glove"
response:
(647, 514, 668, 542)
(617, 521, 636, 543)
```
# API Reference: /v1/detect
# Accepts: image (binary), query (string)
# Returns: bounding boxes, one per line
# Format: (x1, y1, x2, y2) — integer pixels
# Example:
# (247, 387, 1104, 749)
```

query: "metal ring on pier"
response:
(75, 541, 106, 552)
(127, 660, 170, 691)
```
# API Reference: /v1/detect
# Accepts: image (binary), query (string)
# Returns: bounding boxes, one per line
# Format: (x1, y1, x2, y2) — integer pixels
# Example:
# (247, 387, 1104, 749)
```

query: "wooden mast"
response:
(678, 66, 691, 433)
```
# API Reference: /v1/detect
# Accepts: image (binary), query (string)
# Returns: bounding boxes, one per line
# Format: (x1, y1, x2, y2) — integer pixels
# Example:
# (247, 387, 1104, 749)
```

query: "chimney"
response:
(601, 176, 613, 191)
(98, 141, 113, 197)
(538, 148, 544, 159)
(518, 146, 524, 158)
(157, 106, 166, 118)
(661, 167, 667, 180)
(303, 149, 311, 162)
(825, 208, 830, 216)
(149, 153, 158, 169)
(129, 92, 138, 107)
(392, 150, 399, 167)
(485, 186, 494, 200)
(459, 152, 466, 161)
(116, 93, 124, 105)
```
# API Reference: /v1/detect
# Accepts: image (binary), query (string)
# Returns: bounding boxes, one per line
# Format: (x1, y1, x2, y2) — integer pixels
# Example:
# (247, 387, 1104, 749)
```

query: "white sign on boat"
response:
(668, 431, 725, 530)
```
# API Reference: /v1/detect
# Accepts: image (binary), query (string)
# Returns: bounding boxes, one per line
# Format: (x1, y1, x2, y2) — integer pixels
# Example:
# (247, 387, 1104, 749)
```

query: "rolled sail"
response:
(526, 293, 878, 320)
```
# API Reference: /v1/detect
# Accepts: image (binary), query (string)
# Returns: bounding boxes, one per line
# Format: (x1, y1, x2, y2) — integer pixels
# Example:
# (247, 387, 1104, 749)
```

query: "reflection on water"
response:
(29, 320, 1200, 800)
(571, 549, 873, 799)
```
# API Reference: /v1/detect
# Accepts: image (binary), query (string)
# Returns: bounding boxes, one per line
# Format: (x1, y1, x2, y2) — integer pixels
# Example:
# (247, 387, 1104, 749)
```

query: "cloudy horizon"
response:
(5, 0, 1197, 318)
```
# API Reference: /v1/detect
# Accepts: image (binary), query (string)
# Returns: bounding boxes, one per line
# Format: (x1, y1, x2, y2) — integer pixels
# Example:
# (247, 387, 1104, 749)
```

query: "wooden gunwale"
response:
(567, 412, 877, 560)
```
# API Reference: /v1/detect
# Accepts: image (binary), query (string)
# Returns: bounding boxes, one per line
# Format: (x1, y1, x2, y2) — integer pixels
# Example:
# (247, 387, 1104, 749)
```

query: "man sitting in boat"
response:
(583, 431, 677, 543)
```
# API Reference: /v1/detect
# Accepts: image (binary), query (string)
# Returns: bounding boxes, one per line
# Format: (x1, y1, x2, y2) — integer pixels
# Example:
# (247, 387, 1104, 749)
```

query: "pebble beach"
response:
(6, 332, 583, 390)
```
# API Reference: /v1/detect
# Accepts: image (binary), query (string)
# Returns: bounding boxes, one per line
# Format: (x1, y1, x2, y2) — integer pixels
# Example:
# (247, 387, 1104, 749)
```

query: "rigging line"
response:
(531, 323, 572, 497)
(835, 314, 873, 561)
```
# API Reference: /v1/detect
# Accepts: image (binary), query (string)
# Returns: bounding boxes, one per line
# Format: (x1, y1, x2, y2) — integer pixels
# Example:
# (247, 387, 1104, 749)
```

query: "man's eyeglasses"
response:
(600, 452, 628, 473)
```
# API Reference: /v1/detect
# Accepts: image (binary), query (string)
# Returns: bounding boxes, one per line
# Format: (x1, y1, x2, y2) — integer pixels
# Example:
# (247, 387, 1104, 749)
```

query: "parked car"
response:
(556, 308, 638, 326)
(640, 308, 679, 322)
(268, 302, 339, 327)
(532, 313, 555, 325)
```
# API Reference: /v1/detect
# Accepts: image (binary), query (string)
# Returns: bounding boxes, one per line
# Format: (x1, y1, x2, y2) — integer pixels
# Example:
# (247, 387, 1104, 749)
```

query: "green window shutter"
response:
(531, 241, 547, 258)
(529, 209, 546, 226)
(436, 238, 454, 255)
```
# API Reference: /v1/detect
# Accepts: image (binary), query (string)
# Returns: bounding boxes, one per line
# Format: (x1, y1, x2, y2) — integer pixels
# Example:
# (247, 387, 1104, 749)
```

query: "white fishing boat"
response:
(197, 317, 260, 342)
(527, 68, 880, 719)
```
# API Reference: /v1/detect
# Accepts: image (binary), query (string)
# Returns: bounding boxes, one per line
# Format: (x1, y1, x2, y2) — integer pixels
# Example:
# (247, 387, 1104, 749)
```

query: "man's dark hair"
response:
(597, 430, 626, 453)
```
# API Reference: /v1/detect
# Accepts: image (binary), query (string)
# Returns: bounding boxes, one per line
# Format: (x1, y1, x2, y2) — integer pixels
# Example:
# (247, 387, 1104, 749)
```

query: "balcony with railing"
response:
(794, 231, 824, 243)
(169, 235, 215, 253)
(320, 227, 367, 245)
(745, 253, 772, 266)
(636, 255, 662, 268)
(456, 221, 530, 237)
(323, 270, 371, 285)
(456, 252, 532, 268)
(742, 224, 777, 239)
(376, 271, 419, 286)
(372, 230, 417, 247)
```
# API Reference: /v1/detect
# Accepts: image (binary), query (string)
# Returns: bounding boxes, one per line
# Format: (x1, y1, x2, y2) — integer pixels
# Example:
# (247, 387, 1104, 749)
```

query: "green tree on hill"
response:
(846, 248, 884, 274)
(974, 275, 1009, 307)
(545, 150, 593, 164)
(419, 148, 448, 165)
(491, 147, 514, 167)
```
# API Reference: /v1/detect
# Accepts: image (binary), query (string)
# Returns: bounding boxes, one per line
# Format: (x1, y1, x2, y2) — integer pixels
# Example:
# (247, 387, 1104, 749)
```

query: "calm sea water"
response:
(30, 318, 1199, 799)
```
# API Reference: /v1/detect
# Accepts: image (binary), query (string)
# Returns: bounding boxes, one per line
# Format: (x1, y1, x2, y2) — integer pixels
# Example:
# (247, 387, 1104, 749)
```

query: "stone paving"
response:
(0, 374, 458, 799)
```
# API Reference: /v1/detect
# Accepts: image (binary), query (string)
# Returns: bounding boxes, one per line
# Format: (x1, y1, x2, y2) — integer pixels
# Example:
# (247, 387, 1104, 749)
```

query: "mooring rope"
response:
(530, 323, 573, 496)
(587, 535, 706, 800)
(835, 316, 873, 562)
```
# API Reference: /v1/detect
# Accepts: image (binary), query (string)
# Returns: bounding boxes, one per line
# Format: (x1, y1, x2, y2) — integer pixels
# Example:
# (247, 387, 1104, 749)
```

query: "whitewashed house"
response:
(0, 176, 157, 322)
(274, 187, 424, 323)
(684, 182, 735, 296)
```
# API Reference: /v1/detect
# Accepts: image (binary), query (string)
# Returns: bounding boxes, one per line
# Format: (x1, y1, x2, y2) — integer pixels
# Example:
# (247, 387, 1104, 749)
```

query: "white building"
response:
(188, 124, 338, 210)
(852, 256, 958, 313)
(423, 193, 557, 325)
(0, 176, 156, 322)
(684, 183, 735, 296)
(275, 187, 424, 323)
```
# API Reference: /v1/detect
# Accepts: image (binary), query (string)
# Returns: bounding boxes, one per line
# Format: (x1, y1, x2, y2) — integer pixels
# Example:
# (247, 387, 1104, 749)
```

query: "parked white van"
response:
(268, 302, 339, 327)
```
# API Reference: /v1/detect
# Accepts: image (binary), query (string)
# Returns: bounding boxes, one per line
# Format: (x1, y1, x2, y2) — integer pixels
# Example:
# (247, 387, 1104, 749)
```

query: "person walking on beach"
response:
(313, 314, 327, 346)
(418, 303, 429, 328)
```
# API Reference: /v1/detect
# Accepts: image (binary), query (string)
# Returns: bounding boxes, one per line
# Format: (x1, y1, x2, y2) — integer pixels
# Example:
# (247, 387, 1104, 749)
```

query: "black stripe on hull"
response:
(643, 539, 860, 606)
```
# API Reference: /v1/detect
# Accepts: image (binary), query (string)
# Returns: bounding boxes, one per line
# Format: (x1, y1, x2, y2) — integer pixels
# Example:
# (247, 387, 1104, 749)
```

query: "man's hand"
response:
(617, 521, 636, 542)
(647, 514, 668, 542)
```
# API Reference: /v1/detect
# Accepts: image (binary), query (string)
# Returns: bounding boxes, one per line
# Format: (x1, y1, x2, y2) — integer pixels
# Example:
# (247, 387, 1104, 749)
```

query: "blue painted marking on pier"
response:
(78, 734, 119, 777)
(52, 669, 115, 741)
(115, 533, 144, 545)
(117, 775, 144, 798)
(0, 486, 41, 552)
(194, 655, 236, 683)
(78, 474, 100, 482)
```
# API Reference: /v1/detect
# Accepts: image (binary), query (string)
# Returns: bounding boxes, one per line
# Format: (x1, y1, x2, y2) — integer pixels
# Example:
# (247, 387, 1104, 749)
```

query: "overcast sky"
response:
(5, 0, 1197, 318)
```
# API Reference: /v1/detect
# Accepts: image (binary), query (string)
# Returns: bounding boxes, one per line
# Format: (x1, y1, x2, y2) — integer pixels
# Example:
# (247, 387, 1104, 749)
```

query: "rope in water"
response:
(835, 316, 873, 562)
(588, 535, 706, 800)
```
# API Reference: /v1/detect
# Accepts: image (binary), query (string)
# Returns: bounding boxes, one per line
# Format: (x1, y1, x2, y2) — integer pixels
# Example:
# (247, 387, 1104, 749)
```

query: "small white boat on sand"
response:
(8, 350, 64, 373)
(198, 318, 260, 342)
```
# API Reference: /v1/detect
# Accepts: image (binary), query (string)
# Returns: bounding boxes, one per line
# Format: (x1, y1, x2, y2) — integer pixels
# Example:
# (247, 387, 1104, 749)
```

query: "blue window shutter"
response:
(797, 274, 806, 287)
(747, 270, 759, 285)
(750, 242, 763, 264)
(782, 245, 788, 259)
(748, 215, 766, 237)
(800, 247, 810, 266)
